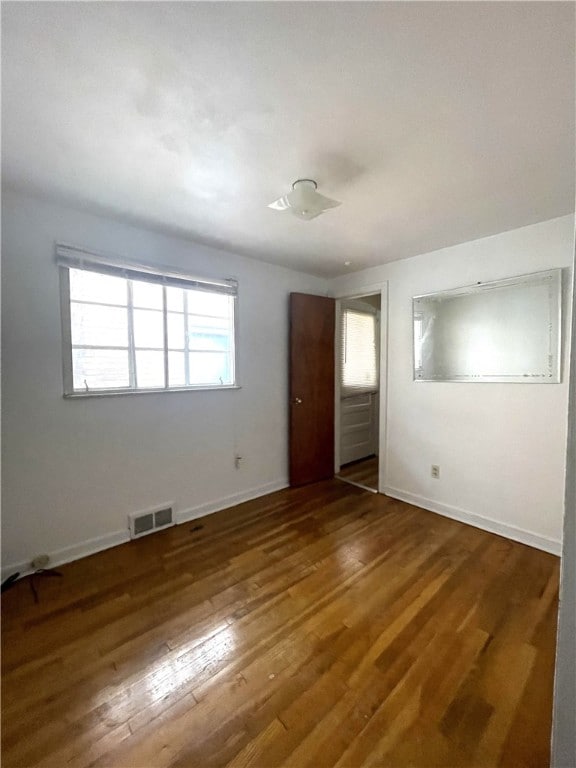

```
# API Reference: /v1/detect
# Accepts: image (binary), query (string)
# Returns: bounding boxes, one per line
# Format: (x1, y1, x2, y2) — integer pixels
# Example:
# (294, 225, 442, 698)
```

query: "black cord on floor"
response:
(29, 569, 63, 603)
(1, 573, 21, 593)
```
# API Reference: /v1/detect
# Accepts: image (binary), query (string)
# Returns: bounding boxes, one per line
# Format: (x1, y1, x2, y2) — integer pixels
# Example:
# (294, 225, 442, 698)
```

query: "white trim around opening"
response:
(331, 281, 389, 495)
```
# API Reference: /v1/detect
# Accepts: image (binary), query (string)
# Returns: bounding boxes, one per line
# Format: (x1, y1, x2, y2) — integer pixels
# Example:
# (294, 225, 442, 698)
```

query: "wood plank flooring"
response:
(1, 481, 559, 768)
(337, 457, 379, 491)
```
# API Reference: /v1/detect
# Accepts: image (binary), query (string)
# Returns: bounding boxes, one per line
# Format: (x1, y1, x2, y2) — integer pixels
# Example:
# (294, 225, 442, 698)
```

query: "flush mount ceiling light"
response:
(268, 179, 341, 221)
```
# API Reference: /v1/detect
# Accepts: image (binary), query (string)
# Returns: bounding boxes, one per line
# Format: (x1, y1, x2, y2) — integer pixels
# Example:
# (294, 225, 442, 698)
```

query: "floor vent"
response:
(128, 504, 174, 540)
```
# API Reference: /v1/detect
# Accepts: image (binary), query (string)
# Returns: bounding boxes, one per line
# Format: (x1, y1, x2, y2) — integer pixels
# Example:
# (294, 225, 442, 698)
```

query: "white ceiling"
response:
(2, 2, 574, 277)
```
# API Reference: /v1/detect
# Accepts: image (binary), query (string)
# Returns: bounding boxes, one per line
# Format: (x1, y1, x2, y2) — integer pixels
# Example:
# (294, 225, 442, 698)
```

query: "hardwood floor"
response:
(337, 457, 379, 491)
(1, 481, 559, 768)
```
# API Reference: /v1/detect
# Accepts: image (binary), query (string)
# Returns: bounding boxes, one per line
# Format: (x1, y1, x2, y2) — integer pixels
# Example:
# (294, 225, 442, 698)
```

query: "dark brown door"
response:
(289, 293, 335, 486)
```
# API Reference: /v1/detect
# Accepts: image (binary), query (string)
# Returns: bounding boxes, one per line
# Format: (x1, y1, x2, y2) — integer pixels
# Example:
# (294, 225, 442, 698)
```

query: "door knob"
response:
(292, 396, 302, 405)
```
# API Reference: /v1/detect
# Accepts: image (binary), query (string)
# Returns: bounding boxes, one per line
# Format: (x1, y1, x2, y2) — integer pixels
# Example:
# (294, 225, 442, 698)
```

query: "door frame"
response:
(332, 281, 389, 494)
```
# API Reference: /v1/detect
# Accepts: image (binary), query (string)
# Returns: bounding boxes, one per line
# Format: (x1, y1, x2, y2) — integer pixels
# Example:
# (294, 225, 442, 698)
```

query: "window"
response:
(58, 245, 237, 395)
(339, 305, 379, 397)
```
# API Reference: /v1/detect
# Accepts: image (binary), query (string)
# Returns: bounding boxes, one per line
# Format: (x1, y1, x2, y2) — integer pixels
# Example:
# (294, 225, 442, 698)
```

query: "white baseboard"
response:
(1, 479, 290, 583)
(2, 481, 559, 584)
(1, 529, 130, 582)
(176, 479, 289, 524)
(383, 486, 562, 556)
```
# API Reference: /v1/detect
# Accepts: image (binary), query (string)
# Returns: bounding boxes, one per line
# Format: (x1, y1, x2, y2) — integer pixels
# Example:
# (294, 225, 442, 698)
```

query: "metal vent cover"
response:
(154, 507, 173, 528)
(129, 503, 174, 540)
(133, 514, 154, 536)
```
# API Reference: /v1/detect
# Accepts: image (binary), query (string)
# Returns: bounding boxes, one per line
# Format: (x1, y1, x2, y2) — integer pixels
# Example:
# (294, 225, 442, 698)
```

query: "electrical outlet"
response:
(234, 454, 243, 469)
(431, 465, 440, 479)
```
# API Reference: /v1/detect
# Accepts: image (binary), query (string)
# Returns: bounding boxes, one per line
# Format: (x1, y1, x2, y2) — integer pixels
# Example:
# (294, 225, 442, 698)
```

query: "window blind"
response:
(56, 244, 238, 296)
(340, 306, 379, 397)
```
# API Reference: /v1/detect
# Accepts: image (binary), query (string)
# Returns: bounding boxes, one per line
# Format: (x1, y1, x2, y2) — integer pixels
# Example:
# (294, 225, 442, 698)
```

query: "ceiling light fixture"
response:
(268, 179, 341, 221)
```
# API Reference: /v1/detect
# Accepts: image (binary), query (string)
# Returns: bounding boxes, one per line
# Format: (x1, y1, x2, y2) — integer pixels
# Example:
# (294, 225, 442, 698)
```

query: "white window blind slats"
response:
(56, 244, 238, 296)
(340, 307, 379, 397)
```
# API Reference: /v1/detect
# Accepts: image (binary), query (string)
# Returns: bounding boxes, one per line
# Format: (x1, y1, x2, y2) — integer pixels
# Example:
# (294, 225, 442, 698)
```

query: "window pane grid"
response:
(186, 348, 231, 354)
(162, 286, 170, 388)
(183, 291, 191, 386)
(187, 312, 230, 320)
(70, 299, 131, 310)
(166, 310, 230, 320)
(66, 267, 236, 393)
(69, 269, 128, 306)
(72, 344, 129, 351)
(127, 280, 137, 388)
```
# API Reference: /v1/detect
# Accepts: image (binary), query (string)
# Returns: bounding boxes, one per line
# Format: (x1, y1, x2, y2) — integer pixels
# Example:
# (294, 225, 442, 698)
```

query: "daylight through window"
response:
(340, 308, 379, 397)
(59, 250, 237, 395)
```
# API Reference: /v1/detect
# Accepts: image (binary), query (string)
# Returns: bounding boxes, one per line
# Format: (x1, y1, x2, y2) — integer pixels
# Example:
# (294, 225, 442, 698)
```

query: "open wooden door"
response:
(289, 293, 335, 486)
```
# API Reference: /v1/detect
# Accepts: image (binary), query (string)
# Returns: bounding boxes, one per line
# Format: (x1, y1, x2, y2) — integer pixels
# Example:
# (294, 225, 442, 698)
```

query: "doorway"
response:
(335, 292, 384, 493)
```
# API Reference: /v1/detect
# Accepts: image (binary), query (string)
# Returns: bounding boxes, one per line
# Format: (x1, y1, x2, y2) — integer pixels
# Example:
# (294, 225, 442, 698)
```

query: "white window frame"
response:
(58, 244, 240, 397)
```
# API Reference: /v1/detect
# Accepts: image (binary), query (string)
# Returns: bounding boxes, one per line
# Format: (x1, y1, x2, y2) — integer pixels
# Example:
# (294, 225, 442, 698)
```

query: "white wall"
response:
(331, 215, 575, 552)
(1, 189, 327, 574)
(552, 231, 576, 767)
(430, 281, 554, 379)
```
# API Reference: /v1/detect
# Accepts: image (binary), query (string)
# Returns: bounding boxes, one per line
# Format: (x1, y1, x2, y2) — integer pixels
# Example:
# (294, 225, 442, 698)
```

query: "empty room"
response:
(2, 2, 575, 767)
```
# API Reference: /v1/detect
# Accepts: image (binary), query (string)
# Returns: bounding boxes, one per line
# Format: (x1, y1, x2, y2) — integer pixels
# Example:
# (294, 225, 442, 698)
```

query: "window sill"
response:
(63, 385, 241, 399)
